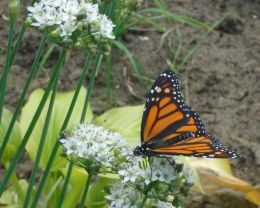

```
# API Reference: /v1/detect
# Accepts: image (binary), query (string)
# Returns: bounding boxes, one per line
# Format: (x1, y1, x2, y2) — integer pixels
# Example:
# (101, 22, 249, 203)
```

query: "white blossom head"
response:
(116, 156, 193, 206)
(59, 124, 129, 174)
(27, 0, 115, 53)
(105, 182, 140, 208)
(105, 182, 179, 208)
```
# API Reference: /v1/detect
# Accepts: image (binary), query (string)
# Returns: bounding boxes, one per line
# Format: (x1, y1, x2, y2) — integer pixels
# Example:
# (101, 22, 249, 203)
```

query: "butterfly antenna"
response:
(166, 156, 176, 168)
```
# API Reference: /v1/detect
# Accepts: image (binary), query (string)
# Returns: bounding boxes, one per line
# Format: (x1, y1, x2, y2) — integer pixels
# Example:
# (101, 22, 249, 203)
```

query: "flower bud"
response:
(25, 17, 32, 27)
(50, 30, 59, 39)
(8, 0, 20, 24)
(74, 41, 83, 49)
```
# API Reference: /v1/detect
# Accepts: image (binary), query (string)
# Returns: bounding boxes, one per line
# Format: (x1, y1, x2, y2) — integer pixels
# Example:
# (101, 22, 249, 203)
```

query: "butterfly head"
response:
(133, 145, 154, 157)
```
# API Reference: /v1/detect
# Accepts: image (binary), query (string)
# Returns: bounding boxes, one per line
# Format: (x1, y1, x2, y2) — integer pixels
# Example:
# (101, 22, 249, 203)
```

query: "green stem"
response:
(139, 184, 153, 208)
(10, 23, 26, 65)
(105, 53, 113, 107)
(56, 52, 103, 208)
(31, 142, 59, 208)
(79, 174, 93, 208)
(139, 193, 149, 208)
(62, 53, 93, 129)
(36, 44, 55, 78)
(108, 0, 116, 18)
(0, 36, 47, 161)
(56, 162, 74, 208)
(31, 53, 93, 207)
(81, 52, 103, 122)
(23, 58, 60, 208)
(0, 22, 14, 123)
(0, 48, 67, 197)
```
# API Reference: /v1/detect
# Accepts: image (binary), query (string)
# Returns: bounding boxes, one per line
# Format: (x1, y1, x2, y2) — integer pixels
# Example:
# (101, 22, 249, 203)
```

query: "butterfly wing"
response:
(140, 70, 239, 158)
(151, 133, 239, 158)
(141, 70, 192, 144)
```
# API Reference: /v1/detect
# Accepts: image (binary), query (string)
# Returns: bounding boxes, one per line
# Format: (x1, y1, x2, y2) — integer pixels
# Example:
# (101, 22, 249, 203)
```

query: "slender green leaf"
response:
(113, 40, 144, 84)
(42, 177, 63, 208)
(139, 8, 210, 30)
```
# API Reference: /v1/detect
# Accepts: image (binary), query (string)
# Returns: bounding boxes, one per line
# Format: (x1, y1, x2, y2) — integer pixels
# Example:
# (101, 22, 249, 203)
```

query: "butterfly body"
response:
(135, 70, 239, 159)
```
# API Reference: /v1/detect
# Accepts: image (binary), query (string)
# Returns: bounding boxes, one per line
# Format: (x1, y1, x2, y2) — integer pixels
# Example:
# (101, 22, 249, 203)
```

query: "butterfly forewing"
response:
(141, 70, 191, 143)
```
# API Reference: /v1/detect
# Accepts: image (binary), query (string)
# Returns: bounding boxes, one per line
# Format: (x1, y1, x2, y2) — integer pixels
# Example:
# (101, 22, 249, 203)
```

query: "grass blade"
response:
(113, 40, 145, 85)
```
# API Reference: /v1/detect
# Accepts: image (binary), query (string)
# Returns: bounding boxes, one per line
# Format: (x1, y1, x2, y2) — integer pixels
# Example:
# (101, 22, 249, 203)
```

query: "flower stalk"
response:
(139, 193, 148, 208)
(79, 174, 93, 208)
(0, 22, 14, 124)
(8, 0, 20, 24)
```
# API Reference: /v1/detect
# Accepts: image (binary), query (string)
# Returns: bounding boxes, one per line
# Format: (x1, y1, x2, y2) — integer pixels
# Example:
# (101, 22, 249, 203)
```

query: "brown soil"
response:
(1, 0, 260, 207)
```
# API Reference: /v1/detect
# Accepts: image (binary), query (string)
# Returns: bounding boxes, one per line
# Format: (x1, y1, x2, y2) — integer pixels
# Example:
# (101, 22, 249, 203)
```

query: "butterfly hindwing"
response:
(152, 134, 239, 158)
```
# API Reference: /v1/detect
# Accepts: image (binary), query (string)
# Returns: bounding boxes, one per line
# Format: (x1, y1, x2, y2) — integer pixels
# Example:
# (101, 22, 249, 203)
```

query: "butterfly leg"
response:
(147, 157, 153, 183)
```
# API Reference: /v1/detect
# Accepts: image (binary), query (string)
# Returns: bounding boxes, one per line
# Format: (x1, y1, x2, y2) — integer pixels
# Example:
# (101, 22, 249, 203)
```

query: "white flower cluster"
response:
(27, 0, 115, 52)
(118, 157, 178, 186)
(106, 156, 194, 207)
(59, 124, 128, 173)
(105, 183, 140, 208)
(106, 182, 177, 208)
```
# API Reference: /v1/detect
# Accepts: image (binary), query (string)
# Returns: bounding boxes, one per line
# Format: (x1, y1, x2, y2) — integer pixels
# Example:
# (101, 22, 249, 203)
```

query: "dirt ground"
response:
(0, 0, 260, 207)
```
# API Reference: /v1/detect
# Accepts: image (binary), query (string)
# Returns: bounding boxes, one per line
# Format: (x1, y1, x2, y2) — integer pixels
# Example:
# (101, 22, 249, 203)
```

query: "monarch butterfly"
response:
(134, 70, 239, 158)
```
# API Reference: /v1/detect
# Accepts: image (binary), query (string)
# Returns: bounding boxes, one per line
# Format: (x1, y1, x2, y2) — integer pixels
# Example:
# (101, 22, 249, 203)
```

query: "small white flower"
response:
(99, 15, 115, 39)
(60, 19, 77, 37)
(182, 166, 195, 184)
(82, 3, 99, 23)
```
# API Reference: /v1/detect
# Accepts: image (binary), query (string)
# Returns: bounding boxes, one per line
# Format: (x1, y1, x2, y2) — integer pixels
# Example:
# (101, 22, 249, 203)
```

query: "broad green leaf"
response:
(59, 167, 117, 208)
(0, 108, 21, 162)
(86, 175, 118, 208)
(21, 87, 93, 170)
(0, 180, 27, 208)
(94, 105, 143, 144)
(58, 167, 88, 208)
